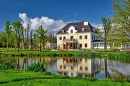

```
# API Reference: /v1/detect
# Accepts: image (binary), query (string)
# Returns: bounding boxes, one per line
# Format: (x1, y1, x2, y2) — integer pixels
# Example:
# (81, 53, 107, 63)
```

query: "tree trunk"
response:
(104, 29, 107, 52)
(104, 58, 108, 78)
(7, 34, 9, 52)
(39, 25, 42, 52)
(18, 34, 20, 52)
(27, 24, 29, 49)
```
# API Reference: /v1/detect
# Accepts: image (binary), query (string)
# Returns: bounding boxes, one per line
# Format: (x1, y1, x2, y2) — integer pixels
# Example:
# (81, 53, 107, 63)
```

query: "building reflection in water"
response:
(1, 57, 130, 79)
(57, 58, 102, 78)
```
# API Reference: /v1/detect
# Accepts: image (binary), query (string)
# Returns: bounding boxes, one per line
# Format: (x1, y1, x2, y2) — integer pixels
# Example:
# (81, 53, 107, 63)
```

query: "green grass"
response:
(0, 70, 130, 86)
(1, 48, 130, 63)
(0, 49, 77, 57)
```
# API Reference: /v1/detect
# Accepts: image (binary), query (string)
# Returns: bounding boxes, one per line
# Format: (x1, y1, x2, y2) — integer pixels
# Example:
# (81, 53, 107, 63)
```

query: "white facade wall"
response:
(77, 32, 92, 49)
(57, 32, 99, 49)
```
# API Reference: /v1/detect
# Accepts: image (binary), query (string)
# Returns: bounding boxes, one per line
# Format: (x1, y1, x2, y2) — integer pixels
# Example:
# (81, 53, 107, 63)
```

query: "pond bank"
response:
(1, 51, 130, 62)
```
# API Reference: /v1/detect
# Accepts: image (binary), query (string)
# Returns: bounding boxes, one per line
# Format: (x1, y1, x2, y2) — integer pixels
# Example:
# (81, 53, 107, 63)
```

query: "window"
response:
(60, 65, 62, 69)
(71, 66, 74, 70)
(63, 44, 65, 49)
(85, 35, 87, 39)
(79, 36, 82, 39)
(82, 28, 84, 31)
(85, 44, 87, 47)
(64, 73, 67, 75)
(96, 36, 98, 39)
(62, 30, 64, 33)
(64, 65, 66, 69)
(80, 44, 82, 48)
(80, 59, 82, 61)
(97, 43, 98, 47)
(70, 36, 73, 40)
(100, 43, 103, 47)
(71, 30, 73, 33)
(93, 67, 95, 70)
(80, 66, 82, 70)
(94, 43, 96, 47)
(59, 37, 62, 40)
(63, 36, 66, 40)
(71, 73, 73, 76)
(85, 67, 88, 70)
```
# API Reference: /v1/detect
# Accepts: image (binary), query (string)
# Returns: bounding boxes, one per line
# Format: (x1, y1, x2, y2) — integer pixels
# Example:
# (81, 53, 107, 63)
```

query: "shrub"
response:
(26, 62, 46, 72)
(0, 61, 14, 70)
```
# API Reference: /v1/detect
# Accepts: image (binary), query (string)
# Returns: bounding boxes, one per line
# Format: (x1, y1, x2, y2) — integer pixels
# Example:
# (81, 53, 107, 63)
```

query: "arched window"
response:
(71, 30, 73, 33)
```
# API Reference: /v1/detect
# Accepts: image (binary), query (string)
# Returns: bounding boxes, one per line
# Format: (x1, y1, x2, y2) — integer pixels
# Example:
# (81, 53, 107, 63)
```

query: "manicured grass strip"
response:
(0, 70, 130, 86)
(1, 49, 130, 63)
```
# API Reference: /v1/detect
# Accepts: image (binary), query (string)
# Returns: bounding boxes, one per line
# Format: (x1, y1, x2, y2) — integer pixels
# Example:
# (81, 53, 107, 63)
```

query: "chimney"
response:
(84, 22, 88, 26)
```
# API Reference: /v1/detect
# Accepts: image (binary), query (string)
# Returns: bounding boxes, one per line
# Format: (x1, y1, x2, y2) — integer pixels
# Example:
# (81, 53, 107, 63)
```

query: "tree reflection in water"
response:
(0, 57, 130, 79)
(110, 68, 130, 81)
(104, 58, 110, 78)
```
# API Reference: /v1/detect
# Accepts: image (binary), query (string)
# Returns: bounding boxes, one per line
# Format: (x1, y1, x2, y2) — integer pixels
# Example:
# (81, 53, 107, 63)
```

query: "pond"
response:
(0, 57, 130, 79)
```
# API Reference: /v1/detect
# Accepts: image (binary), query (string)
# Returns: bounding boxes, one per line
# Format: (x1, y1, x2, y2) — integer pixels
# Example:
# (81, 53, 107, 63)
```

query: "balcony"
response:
(63, 39, 77, 43)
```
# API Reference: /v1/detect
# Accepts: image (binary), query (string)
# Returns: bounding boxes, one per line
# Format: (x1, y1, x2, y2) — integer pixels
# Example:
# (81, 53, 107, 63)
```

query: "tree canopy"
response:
(111, 0, 130, 48)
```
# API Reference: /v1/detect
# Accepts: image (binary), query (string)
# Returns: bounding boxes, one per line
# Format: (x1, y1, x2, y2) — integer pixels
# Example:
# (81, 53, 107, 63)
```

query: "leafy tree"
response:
(95, 28, 104, 40)
(9, 32, 16, 48)
(12, 21, 23, 52)
(36, 25, 47, 52)
(26, 24, 29, 49)
(30, 31, 33, 51)
(0, 33, 6, 48)
(33, 33, 37, 49)
(111, 0, 130, 48)
(4, 21, 11, 50)
(101, 17, 111, 52)
(47, 33, 57, 43)
(20, 25, 25, 49)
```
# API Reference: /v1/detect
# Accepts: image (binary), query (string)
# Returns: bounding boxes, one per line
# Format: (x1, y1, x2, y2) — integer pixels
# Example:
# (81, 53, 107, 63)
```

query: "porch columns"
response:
(68, 43, 70, 49)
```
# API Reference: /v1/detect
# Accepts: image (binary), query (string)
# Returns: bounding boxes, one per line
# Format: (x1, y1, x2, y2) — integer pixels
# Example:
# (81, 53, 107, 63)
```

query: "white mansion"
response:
(56, 21, 110, 50)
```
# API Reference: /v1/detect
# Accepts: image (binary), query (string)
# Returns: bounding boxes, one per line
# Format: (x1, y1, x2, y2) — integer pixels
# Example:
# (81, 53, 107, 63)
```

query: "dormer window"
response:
(82, 28, 84, 31)
(71, 30, 73, 33)
(62, 30, 64, 33)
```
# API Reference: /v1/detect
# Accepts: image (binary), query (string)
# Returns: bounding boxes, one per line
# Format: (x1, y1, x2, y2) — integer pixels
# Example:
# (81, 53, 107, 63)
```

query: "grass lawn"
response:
(0, 70, 130, 86)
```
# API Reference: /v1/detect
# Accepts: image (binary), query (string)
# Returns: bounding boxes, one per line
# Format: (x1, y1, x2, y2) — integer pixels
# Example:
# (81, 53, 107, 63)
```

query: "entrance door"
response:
(63, 44, 65, 49)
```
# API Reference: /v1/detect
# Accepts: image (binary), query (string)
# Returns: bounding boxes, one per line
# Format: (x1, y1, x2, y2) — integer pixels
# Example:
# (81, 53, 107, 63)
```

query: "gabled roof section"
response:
(56, 21, 98, 34)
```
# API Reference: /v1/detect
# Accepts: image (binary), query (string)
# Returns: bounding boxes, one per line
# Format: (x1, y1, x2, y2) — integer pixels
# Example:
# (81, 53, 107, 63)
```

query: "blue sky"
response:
(0, 0, 112, 33)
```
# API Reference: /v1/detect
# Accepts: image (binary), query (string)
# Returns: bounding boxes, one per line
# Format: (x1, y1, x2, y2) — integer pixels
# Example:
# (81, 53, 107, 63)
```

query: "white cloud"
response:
(91, 23, 103, 31)
(0, 27, 4, 32)
(19, 13, 104, 34)
(19, 13, 66, 34)
(91, 23, 103, 29)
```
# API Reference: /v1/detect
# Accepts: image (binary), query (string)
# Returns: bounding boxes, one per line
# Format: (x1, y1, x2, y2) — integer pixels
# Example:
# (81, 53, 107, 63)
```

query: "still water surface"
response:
(0, 57, 130, 79)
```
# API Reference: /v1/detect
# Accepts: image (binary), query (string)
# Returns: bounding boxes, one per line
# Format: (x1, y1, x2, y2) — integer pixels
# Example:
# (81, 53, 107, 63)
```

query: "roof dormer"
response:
(67, 26, 77, 34)
(82, 28, 84, 31)
(62, 30, 64, 33)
